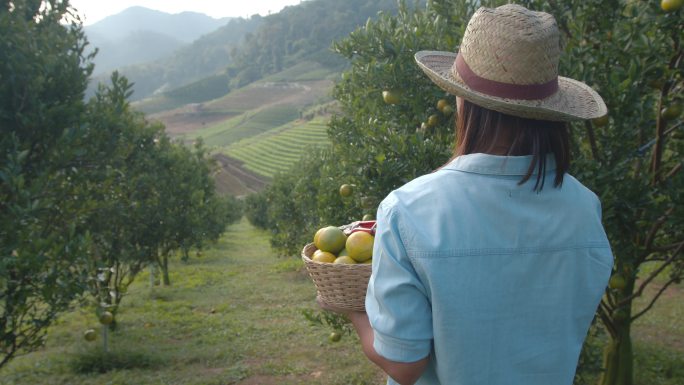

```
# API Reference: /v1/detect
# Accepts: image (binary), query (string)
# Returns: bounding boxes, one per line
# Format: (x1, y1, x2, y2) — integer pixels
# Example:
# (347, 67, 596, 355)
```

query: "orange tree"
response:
(83, 75, 240, 322)
(247, 1, 682, 384)
(538, 1, 683, 385)
(0, 0, 95, 368)
(1, 0, 240, 365)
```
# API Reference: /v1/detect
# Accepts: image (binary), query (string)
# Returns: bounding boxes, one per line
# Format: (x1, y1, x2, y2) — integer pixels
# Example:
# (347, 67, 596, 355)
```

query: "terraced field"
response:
(224, 118, 330, 178)
(185, 105, 302, 147)
(140, 63, 338, 193)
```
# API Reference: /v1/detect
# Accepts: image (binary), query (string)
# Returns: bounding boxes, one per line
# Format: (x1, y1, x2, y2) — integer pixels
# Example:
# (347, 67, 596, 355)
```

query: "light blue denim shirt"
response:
(366, 153, 613, 385)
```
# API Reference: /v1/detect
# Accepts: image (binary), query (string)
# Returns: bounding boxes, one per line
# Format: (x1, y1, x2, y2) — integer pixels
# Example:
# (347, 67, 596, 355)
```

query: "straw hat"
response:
(415, 4, 606, 121)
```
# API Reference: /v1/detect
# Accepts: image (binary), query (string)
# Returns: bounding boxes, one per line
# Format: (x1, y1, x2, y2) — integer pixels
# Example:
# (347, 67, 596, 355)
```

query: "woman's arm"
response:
(348, 311, 429, 385)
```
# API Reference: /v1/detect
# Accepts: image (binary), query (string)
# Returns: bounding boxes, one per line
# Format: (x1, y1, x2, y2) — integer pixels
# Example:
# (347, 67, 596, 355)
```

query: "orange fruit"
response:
(83, 329, 97, 342)
(608, 274, 627, 290)
(441, 105, 454, 116)
(329, 332, 342, 342)
(362, 213, 374, 221)
(436, 99, 449, 111)
(661, 105, 682, 120)
(382, 90, 401, 105)
(312, 250, 336, 263)
(661, 0, 683, 12)
(99, 311, 114, 325)
(313, 227, 324, 245)
(339, 184, 353, 197)
(346, 231, 374, 262)
(314, 226, 347, 254)
(426, 114, 440, 128)
(333, 255, 357, 264)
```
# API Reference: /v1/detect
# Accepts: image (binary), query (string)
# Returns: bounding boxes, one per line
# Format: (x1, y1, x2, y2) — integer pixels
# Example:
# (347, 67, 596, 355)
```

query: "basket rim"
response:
(301, 243, 372, 268)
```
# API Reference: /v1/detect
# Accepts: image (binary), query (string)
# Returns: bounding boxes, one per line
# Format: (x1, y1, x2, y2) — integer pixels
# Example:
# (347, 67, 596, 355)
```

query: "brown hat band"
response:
(454, 53, 559, 100)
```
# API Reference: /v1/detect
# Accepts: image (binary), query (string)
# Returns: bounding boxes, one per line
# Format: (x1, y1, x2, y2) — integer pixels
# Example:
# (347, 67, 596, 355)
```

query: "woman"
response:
(320, 4, 614, 385)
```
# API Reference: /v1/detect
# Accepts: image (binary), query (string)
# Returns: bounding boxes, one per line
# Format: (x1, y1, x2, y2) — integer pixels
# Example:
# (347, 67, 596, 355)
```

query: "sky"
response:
(69, 0, 304, 25)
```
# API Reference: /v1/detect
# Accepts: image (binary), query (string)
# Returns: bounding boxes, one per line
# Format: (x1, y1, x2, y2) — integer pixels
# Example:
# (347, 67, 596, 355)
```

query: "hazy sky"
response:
(69, 0, 304, 25)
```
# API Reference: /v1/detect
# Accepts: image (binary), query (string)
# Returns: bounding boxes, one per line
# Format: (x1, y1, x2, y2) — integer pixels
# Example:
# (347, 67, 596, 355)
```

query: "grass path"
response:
(1, 219, 682, 385)
(1, 219, 385, 385)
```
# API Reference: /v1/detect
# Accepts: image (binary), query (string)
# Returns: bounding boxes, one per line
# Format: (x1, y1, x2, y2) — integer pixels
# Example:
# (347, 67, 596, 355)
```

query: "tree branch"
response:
(620, 241, 683, 307)
(641, 206, 675, 259)
(649, 240, 684, 254)
(664, 162, 682, 181)
(631, 277, 678, 322)
(651, 47, 682, 184)
(598, 300, 617, 338)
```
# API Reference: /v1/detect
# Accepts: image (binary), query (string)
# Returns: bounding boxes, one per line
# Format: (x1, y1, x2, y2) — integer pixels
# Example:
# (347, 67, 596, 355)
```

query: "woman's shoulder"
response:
(560, 174, 602, 206)
(382, 170, 451, 206)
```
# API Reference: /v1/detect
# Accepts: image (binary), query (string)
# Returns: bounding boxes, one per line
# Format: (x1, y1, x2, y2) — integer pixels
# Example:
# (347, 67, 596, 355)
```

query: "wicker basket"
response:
(301, 242, 371, 312)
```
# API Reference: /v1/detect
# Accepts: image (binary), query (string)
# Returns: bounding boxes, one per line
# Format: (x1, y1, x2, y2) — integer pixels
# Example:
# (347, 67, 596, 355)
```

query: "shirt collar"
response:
(442, 153, 557, 176)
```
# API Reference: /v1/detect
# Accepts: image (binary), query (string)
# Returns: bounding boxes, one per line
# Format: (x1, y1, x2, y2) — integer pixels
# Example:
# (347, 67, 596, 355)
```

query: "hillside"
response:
(85, 7, 232, 77)
(88, 16, 262, 101)
(142, 62, 337, 196)
(92, 0, 402, 102)
(128, 0, 425, 196)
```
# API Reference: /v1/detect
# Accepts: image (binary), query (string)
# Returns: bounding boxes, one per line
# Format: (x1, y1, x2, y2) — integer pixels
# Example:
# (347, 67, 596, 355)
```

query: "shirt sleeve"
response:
(365, 197, 433, 363)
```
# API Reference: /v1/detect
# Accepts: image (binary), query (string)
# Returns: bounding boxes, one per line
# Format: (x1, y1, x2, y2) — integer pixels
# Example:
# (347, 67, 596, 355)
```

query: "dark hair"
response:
(451, 99, 570, 192)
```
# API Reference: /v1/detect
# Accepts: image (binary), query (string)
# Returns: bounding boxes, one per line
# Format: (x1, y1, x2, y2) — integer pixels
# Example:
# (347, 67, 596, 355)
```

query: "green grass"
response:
(1, 219, 680, 385)
(0, 218, 384, 385)
(223, 118, 330, 177)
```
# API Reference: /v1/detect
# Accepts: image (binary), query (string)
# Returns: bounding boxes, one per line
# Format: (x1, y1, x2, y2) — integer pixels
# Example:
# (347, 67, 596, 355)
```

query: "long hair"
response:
(451, 99, 570, 192)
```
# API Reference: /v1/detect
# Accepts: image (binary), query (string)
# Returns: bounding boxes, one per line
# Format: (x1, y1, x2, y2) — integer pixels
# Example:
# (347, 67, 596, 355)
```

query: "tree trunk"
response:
(161, 255, 171, 286)
(599, 316, 634, 385)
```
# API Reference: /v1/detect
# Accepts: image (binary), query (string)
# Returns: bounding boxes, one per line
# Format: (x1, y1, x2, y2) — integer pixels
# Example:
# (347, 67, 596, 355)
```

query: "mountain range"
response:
(85, 6, 232, 76)
(85, 0, 401, 102)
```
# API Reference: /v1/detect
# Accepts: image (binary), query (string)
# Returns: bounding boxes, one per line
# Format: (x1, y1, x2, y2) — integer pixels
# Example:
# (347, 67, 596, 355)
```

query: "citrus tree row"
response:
(0, 2, 241, 369)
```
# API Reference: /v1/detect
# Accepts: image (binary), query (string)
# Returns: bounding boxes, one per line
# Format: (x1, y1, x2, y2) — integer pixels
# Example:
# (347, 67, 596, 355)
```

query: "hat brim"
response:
(415, 51, 607, 122)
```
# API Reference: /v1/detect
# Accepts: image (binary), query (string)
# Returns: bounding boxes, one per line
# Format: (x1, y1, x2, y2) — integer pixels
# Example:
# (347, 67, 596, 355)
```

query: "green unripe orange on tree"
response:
(441, 105, 454, 116)
(436, 99, 449, 111)
(608, 273, 627, 290)
(339, 184, 353, 197)
(661, 104, 682, 120)
(99, 311, 114, 325)
(661, 0, 683, 12)
(83, 329, 97, 342)
(314, 226, 347, 254)
(382, 90, 401, 105)
(329, 331, 342, 342)
(362, 213, 374, 221)
(426, 114, 440, 128)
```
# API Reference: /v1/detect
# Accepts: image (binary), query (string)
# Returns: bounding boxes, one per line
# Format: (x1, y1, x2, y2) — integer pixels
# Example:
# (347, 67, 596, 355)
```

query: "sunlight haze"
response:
(69, 0, 304, 24)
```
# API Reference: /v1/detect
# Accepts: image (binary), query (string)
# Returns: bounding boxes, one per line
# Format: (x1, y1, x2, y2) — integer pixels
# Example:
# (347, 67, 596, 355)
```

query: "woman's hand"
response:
(314, 296, 428, 385)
